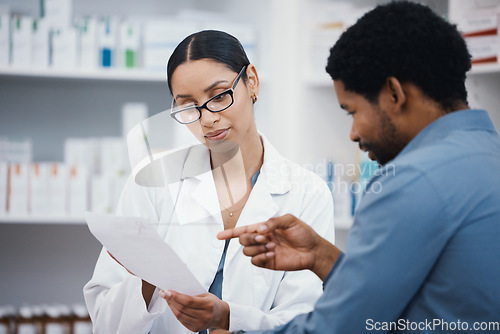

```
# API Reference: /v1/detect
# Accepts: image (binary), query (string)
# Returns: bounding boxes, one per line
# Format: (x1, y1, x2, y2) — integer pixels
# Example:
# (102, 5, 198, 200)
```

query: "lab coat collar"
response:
(174, 169, 221, 226)
(260, 135, 291, 195)
(178, 135, 292, 195)
(180, 144, 212, 181)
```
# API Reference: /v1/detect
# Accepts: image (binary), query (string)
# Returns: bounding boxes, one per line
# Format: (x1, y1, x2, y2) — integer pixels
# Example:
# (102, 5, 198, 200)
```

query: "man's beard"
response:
(361, 109, 410, 166)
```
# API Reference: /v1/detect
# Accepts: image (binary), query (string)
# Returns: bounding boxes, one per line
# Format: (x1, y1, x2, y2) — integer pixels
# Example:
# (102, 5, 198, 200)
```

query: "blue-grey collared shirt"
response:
(249, 109, 500, 334)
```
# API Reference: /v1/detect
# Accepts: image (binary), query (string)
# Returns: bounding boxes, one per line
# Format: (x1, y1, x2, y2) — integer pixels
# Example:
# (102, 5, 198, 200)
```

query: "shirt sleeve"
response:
(246, 165, 452, 334)
(228, 180, 335, 331)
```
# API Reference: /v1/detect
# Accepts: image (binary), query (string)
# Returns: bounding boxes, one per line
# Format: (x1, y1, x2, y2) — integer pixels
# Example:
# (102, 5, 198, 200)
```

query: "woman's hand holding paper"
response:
(159, 290, 230, 332)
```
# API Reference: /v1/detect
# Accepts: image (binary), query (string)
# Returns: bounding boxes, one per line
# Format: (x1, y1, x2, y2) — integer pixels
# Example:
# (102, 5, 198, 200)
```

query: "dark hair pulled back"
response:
(167, 30, 251, 94)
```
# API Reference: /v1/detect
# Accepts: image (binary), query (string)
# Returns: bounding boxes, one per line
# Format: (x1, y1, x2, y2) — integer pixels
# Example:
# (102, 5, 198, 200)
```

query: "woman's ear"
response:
(245, 64, 260, 99)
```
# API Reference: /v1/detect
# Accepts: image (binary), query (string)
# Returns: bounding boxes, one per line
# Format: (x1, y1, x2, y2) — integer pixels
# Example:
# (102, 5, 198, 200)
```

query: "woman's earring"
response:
(252, 94, 258, 103)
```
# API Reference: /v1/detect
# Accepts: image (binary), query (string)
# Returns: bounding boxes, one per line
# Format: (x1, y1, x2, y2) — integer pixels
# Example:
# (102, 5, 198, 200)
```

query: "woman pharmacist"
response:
(83, 30, 335, 334)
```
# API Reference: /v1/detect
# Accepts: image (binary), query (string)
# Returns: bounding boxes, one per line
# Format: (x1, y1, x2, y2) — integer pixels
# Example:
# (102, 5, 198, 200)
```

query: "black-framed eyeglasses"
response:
(170, 66, 247, 124)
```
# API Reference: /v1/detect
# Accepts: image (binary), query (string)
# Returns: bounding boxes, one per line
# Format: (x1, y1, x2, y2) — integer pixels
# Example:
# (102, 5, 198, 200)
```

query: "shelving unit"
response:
(0, 215, 85, 224)
(468, 63, 500, 75)
(0, 67, 271, 83)
(0, 67, 167, 81)
(301, 63, 500, 87)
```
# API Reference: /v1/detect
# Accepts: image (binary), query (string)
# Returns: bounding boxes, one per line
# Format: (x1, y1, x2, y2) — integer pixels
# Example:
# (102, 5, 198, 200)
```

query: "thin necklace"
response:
(218, 163, 247, 217)
(218, 199, 246, 217)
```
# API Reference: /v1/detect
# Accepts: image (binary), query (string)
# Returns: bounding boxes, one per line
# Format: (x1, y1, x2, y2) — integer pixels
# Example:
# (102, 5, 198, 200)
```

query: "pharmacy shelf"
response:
(301, 63, 500, 87)
(0, 67, 167, 82)
(467, 63, 500, 76)
(0, 67, 270, 83)
(0, 215, 85, 224)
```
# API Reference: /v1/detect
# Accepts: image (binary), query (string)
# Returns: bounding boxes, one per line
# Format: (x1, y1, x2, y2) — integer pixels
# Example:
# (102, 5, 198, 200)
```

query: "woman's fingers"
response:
(161, 291, 206, 331)
(163, 290, 207, 310)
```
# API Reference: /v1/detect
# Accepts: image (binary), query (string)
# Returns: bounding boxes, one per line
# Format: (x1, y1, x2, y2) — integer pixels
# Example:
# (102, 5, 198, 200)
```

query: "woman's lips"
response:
(205, 128, 229, 141)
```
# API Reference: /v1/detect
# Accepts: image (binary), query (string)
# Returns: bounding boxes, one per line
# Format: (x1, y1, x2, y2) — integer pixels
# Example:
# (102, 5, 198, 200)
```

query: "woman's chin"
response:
(206, 139, 240, 155)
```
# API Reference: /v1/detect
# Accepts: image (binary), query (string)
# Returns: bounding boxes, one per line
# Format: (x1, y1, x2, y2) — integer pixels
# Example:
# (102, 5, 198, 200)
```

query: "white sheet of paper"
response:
(85, 211, 205, 296)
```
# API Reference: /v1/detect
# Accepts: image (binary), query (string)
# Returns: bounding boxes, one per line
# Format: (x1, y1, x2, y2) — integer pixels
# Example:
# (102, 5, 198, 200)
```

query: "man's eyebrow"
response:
(340, 104, 348, 110)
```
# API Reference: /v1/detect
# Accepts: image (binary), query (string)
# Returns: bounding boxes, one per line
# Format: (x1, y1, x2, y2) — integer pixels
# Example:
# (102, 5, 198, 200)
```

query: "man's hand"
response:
(217, 214, 340, 281)
(159, 290, 230, 332)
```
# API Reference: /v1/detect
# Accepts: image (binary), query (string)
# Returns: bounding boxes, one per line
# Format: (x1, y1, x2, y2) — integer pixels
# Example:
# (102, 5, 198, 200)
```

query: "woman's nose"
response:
(199, 109, 220, 126)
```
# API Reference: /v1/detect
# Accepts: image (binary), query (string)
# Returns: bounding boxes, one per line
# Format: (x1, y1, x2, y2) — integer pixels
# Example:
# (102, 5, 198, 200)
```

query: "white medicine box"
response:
(0, 6, 9, 68)
(32, 19, 50, 68)
(48, 163, 68, 215)
(68, 165, 88, 217)
(30, 163, 50, 215)
(11, 15, 33, 68)
(8, 163, 29, 215)
(0, 162, 7, 216)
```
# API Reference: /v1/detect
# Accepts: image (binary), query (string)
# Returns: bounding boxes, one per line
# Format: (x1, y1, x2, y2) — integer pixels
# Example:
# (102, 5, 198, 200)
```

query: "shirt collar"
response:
(396, 109, 496, 160)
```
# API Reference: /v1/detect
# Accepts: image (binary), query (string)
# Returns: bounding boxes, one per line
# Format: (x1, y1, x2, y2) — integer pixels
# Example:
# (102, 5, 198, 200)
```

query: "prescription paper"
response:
(85, 211, 205, 296)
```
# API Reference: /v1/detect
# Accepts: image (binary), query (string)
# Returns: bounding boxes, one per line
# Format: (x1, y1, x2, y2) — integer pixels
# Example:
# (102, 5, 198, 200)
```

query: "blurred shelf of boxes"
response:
(0, 2, 261, 80)
(0, 101, 150, 224)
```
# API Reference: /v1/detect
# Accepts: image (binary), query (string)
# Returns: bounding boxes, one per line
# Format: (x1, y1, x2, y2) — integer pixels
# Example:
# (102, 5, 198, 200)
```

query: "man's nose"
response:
(350, 123, 360, 142)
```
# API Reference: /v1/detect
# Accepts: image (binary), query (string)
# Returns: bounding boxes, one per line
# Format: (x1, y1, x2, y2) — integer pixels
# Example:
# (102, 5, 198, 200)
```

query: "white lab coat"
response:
(83, 136, 335, 333)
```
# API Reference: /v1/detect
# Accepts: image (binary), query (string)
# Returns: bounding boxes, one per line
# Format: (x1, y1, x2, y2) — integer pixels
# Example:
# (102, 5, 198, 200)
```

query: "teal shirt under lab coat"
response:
(251, 109, 500, 334)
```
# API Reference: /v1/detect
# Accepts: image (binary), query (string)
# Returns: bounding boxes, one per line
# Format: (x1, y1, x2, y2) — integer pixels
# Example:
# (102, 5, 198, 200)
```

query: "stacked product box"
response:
(450, 0, 500, 65)
(0, 136, 130, 219)
(0, 5, 9, 67)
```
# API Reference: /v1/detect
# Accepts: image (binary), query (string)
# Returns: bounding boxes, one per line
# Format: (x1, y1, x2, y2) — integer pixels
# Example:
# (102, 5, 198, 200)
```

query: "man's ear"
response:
(245, 64, 260, 98)
(386, 77, 406, 114)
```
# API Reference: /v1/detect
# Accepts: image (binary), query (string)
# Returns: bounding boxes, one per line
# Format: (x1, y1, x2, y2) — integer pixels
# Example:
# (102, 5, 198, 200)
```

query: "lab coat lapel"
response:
(225, 173, 282, 263)
(191, 171, 221, 221)
(172, 145, 221, 227)
(225, 135, 291, 263)
(239, 172, 280, 226)
(165, 145, 223, 289)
